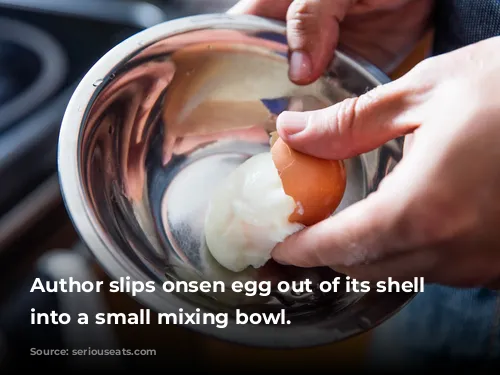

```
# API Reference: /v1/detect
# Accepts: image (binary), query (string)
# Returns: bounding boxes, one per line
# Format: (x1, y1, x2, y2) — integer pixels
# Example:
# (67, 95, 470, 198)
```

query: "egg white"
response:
(204, 152, 304, 273)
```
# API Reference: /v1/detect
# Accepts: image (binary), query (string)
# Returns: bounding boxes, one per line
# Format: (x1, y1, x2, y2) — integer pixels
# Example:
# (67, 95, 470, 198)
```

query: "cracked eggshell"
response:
(270, 136, 347, 226)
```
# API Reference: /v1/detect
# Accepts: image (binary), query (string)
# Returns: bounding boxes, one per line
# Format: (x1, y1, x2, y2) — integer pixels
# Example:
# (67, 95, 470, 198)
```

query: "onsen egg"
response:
(203, 135, 346, 273)
(204, 152, 304, 273)
(271, 137, 346, 226)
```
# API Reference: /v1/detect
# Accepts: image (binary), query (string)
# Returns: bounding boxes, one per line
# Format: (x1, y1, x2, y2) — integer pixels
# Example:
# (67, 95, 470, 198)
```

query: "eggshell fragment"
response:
(269, 131, 279, 147)
(271, 137, 346, 226)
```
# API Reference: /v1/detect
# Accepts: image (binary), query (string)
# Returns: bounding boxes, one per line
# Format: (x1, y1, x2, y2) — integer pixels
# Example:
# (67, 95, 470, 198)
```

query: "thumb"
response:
(276, 76, 425, 160)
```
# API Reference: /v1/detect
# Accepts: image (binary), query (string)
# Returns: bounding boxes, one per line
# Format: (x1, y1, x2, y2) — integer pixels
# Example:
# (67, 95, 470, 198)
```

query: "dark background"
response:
(0, 0, 432, 371)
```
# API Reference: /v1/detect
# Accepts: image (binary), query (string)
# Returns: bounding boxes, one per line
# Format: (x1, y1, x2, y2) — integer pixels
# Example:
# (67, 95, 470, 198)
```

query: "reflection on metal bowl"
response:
(58, 14, 414, 348)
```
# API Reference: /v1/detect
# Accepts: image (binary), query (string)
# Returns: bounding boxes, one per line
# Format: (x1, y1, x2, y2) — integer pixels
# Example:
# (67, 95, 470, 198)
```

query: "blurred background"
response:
(0, 0, 432, 371)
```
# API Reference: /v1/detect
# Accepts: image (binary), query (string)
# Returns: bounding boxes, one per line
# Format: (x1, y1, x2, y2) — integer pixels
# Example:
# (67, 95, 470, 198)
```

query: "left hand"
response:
(228, 0, 434, 84)
(270, 36, 500, 288)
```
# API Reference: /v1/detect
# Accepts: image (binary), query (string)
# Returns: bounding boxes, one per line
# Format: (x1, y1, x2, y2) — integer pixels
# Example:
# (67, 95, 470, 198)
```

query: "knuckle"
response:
(286, 0, 322, 48)
(411, 57, 434, 76)
(335, 97, 357, 133)
(406, 57, 441, 88)
(360, 85, 385, 103)
(325, 97, 360, 151)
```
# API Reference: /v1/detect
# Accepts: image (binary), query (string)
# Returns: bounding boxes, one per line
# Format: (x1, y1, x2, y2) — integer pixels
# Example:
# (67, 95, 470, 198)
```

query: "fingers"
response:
(276, 75, 427, 160)
(229, 0, 351, 85)
(271, 62, 437, 275)
(285, 0, 350, 84)
(227, 0, 291, 20)
(272, 184, 406, 268)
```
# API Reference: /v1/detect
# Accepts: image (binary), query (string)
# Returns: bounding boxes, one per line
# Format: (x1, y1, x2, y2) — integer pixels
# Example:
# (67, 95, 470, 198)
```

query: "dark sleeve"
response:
(432, 0, 500, 55)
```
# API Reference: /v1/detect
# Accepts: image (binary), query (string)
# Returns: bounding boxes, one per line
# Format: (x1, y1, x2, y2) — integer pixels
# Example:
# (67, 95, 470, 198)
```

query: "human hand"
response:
(271, 36, 500, 287)
(228, 0, 434, 84)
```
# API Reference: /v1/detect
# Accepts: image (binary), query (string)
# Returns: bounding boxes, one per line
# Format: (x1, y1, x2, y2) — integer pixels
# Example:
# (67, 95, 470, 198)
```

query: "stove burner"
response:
(0, 17, 67, 133)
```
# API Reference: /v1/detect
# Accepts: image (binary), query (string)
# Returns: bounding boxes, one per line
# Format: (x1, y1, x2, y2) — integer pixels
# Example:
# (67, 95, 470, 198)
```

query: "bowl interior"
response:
(68, 15, 413, 348)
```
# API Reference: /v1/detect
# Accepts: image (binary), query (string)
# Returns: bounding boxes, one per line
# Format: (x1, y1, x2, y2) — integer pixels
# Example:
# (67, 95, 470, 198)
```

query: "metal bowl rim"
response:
(57, 13, 415, 349)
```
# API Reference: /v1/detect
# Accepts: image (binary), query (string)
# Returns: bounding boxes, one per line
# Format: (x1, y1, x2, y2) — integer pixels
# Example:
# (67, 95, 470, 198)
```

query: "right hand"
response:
(228, 0, 434, 85)
(270, 36, 500, 287)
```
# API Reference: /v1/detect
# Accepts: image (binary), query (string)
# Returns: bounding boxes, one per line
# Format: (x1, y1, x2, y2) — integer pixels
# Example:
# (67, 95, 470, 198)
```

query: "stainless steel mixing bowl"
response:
(58, 13, 414, 348)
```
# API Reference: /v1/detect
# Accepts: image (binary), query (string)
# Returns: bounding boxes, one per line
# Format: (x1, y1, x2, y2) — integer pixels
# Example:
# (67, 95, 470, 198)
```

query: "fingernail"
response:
(289, 50, 312, 82)
(277, 111, 309, 136)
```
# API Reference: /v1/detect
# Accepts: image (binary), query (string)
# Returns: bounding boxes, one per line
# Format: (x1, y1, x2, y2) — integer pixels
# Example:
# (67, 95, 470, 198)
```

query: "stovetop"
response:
(0, 1, 239, 371)
(0, 0, 238, 252)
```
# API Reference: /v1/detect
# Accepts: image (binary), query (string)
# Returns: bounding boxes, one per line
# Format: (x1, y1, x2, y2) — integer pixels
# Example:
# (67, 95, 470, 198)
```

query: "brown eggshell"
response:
(271, 137, 346, 226)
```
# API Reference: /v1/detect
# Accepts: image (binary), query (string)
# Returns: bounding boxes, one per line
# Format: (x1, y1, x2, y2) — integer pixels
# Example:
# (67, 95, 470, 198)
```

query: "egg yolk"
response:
(270, 135, 346, 226)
